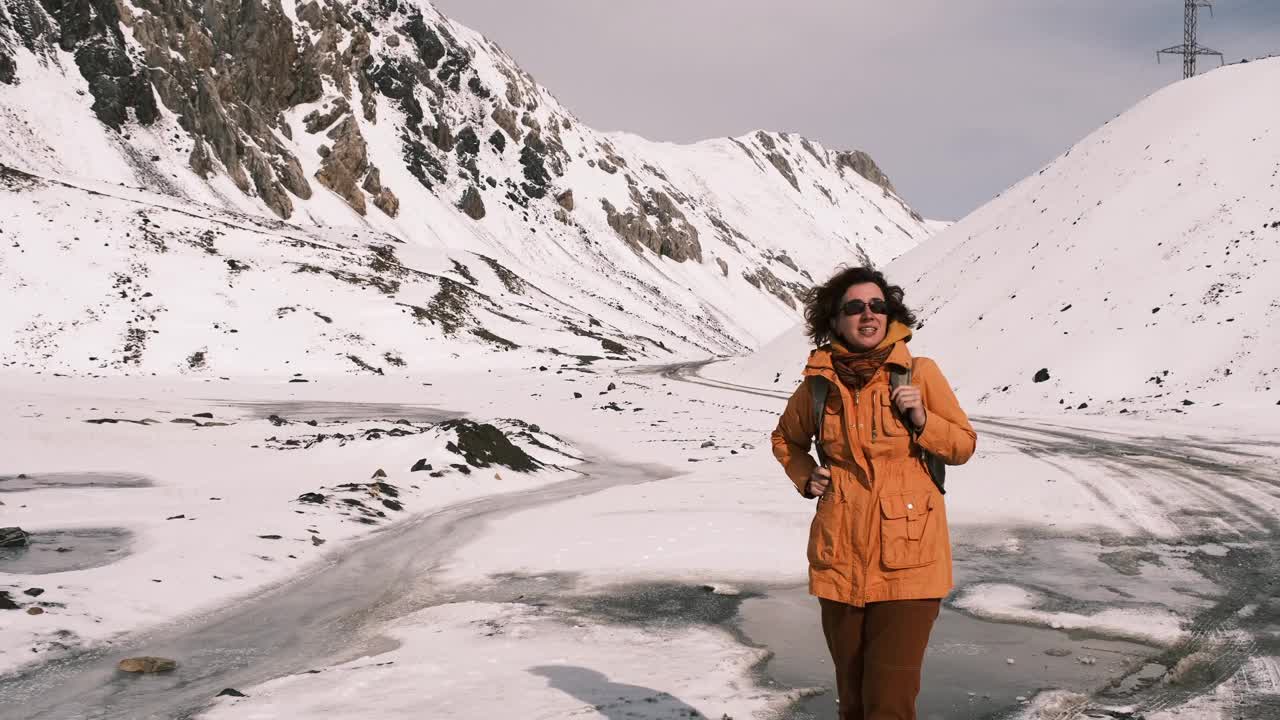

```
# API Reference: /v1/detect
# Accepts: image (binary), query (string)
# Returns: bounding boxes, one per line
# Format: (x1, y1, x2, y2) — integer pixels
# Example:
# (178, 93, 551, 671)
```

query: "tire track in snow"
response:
(975, 417, 1280, 539)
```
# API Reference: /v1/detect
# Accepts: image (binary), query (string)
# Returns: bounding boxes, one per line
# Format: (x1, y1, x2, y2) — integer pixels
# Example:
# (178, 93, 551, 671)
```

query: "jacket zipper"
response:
(871, 390, 877, 442)
(853, 389, 860, 442)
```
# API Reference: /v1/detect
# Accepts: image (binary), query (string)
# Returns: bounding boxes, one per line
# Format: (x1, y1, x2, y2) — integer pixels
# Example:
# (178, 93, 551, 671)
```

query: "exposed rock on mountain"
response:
(0, 0, 934, 374)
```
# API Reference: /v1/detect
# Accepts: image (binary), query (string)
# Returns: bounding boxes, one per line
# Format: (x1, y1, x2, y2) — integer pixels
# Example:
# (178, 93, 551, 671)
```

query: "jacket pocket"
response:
(878, 492, 937, 569)
(820, 398, 847, 462)
(878, 392, 909, 437)
(808, 493, 846, 570)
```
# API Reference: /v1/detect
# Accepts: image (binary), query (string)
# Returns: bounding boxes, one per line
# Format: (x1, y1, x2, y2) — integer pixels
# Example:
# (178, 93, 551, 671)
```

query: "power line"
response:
(1157, 0, 1225, 79)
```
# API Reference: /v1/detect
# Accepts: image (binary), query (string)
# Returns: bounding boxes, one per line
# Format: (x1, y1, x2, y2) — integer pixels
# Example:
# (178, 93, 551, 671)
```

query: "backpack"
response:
(808, 359, 946, 494)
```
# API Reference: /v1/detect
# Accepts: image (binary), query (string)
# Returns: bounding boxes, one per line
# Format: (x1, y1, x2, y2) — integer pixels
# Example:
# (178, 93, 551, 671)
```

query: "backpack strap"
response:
(892, 358, 947, 495)
(889, 362, 912, 392)
(806, 376, 830, 468)
(889, 360, 916, 434)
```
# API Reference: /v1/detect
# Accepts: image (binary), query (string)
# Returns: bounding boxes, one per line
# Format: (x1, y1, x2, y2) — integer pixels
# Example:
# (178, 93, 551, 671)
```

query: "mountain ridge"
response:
(0, 0, 934, 374)
(706, 58, 1280, 417)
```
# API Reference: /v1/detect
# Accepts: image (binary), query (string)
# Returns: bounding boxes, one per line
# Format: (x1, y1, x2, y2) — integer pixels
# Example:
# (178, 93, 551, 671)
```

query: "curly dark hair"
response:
(803, 266, 918, 347)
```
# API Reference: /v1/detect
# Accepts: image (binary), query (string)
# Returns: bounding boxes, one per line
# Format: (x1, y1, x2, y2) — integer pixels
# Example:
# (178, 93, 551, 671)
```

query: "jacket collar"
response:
(804, 321, 914, 378)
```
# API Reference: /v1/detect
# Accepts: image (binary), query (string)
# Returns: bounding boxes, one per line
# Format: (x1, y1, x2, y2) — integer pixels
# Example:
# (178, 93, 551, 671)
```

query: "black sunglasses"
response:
(840, 298, 888, 316)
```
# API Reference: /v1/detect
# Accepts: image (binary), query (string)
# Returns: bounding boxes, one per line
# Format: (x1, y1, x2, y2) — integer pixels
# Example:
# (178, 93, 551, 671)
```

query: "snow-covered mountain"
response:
(0, 0, 932, 375)
(709, 58, 1280, 417)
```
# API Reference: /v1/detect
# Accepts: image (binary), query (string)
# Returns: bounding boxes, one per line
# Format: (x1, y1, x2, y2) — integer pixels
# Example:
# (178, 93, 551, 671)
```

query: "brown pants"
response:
(819, 598, 941, 720)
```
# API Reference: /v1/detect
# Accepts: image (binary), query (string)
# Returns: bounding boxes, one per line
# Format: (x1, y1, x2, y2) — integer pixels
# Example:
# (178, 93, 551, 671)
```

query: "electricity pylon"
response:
(1157, 0, 1224, 79)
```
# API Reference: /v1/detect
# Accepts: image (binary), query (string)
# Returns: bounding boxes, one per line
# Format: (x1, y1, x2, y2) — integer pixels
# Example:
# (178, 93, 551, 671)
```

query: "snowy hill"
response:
(708, 58, 1280, 417)
(0, 0, 931, 375)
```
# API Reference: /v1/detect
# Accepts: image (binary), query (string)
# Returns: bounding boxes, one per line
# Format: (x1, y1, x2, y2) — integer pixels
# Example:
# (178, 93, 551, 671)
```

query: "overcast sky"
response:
(431, 1, 1280, 220)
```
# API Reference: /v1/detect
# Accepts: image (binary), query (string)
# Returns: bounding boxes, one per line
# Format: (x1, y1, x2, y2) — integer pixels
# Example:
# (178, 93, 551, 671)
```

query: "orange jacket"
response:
(771, 326, 976, 606)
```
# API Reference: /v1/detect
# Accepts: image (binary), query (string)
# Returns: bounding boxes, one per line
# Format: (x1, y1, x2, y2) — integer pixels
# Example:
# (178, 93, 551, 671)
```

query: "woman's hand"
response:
(806, 465, 832, 499)
(890, 385, 927, 430)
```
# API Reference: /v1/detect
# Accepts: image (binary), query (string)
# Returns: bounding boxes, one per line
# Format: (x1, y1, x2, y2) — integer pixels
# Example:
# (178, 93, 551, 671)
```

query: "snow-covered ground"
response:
(6, 357, 1275, 719)
(200, 601, 790, 720)
(0, 372, 584, 677)
(421, 365, 1280, 720)
(0, 363, 811, 719)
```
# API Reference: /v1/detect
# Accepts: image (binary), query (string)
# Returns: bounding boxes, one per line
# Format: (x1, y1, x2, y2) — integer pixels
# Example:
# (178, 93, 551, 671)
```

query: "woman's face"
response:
(832, 282, 889, 351)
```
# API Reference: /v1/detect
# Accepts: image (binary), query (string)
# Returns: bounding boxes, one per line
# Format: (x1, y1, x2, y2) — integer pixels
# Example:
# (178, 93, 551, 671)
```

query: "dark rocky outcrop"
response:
(454, 125, 481, 180)
(2, 0, 466, 220)
(600, 188, 702, 263)
(125, 0, 315, 216)
(743, 266, 797, 309)
(519, 133, 551, 199)
(707, 215, 747, 251)
(312, 115, 395, 216)
(457, 185, 486, 220)
(427, 120, 455, 152)
(362, 166, 400, 217)
(455, 126, 481, 158)
(440, 419, 541, 472)
(400, 275, 494, 336)
(303, 97, 350, 134)
(1, 526, 30, 547)
(316, 116, 370, 214)
(487, 129, 507, 153)
(491, 106, 521, 142)
(1, 0, 59, 81)
(476, 254, 526, 294)
(834, 150, 897, 195)
(766, 151, 800, 192)
(34, 0, 158, 129)
(800, 137, 827, 166)
(0, 7, 19, 84)
(851, 242, 876, 269)
(768, 252, 799, 272)
(402, 12, 445, 69)
(243, 145, 297, 218)
(403, 135, 447, 190)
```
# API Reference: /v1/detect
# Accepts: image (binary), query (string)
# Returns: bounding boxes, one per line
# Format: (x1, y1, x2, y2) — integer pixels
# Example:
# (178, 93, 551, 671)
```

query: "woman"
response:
(771, 266, 976, 720)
